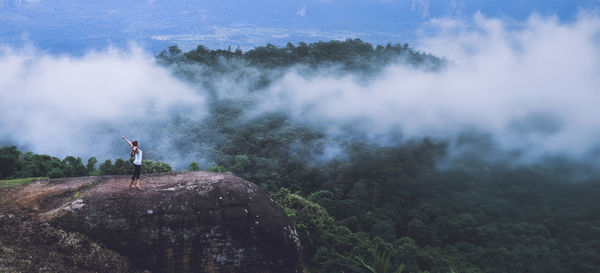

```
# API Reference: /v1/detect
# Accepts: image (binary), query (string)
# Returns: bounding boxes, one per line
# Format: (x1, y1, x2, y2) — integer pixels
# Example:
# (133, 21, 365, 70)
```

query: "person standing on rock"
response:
(122, 136, 143, 190)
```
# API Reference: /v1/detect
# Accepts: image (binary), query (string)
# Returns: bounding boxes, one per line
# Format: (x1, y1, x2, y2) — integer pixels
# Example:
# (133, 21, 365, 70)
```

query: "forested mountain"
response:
(3, 39, 599, 272)
(157, 39, 443, 94)
(153, 40, 600, 273)
(158, 39, 442, 70)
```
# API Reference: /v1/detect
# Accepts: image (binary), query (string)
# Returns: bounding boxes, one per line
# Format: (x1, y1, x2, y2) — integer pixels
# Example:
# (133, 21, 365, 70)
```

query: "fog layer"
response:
(0, 45, 205, 161)
(260, 13, 600, 162)
(1, 12, 599, 168)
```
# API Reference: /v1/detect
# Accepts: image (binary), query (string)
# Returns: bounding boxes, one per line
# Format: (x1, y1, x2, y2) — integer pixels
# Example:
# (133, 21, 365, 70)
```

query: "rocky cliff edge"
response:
(0, 172, 301, 273)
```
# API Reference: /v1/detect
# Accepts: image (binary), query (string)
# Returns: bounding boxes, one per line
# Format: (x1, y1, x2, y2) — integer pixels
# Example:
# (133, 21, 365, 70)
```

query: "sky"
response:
(1, 0, 599, 54)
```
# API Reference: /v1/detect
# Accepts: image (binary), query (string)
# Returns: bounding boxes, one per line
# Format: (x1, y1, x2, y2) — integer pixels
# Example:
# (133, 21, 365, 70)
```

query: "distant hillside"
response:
(157, 39, 444, 77)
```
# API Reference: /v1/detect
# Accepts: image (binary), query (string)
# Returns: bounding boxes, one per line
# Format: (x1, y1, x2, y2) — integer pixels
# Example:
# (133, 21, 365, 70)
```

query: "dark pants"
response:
(131, 164, 141, 180)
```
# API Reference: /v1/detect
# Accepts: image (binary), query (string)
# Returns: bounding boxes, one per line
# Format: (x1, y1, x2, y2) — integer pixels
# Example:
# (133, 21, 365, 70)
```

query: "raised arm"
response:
(122, 136, 133, 148)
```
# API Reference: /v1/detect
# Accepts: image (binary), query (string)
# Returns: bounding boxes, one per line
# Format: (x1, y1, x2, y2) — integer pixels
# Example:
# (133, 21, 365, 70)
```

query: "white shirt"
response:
(133, 148, 142, 165)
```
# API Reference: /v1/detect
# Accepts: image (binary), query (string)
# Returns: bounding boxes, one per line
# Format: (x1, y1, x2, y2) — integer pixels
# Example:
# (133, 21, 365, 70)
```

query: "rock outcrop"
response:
(0, 172, 301, 273)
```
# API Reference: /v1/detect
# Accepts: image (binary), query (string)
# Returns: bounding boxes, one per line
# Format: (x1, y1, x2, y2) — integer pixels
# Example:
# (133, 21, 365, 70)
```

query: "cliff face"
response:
(0, 172, 301, 273)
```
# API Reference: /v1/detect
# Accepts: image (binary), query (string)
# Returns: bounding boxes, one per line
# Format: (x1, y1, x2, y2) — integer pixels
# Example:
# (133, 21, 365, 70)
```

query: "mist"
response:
(256, 12, 600, 165)
(0, 45, 207, 164)
(2, 12, 600, 171)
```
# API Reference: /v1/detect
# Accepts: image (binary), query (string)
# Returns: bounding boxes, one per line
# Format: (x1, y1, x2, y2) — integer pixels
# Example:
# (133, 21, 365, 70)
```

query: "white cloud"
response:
(254, 12, 600, 161)
(448, 0, 465, 16)
(411, 0, 430, 18)
(4, 11, 600, 168)
(296, 6, 307, 17)
(0, 45, 206, 159)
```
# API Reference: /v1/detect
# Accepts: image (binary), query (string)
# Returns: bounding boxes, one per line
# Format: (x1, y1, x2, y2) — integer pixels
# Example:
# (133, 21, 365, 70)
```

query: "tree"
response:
(87, 157, 98, 175)
(47, 168, 65, 178)
(168, 45, 182, 55)
(271, 188, 354, 272)
(99, 159, 114, 175)
(339, 244, 406, 273)
(62, 156, 86, 177)
(18, 153, 64, 178)
(113, 158, 131, 175)
(207, 166, 228, 173)
(187, 161, 200, 171)
(157, 45, 183, 63)
(0, 146, 21, 179)
(142, 160, 172, 174)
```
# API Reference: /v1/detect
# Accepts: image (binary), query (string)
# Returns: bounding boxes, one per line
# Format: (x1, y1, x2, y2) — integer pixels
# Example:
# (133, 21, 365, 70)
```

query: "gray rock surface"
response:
(0, 172, 302, 273)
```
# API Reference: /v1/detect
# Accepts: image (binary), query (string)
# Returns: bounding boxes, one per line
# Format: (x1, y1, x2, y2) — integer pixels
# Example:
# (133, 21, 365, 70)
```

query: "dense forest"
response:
(3, 39, 600, 272)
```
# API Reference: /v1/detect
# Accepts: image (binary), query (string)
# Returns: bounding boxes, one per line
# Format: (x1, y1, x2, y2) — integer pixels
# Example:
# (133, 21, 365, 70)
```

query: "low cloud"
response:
(296, 6, 307, 17)
(256, 12, 600, 163)
(0, 45, 206, 161)
(2, 11, 600, 171)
